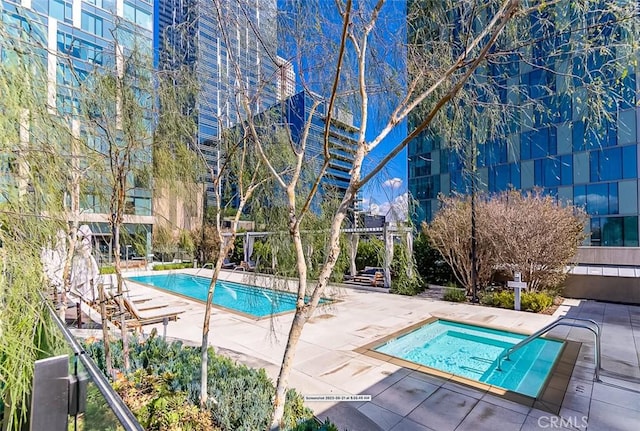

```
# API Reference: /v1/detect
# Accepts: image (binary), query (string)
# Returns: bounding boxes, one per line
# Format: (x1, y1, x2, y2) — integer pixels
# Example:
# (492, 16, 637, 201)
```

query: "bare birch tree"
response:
(79, 24, 156, 372)
(206, 0, 637, 427)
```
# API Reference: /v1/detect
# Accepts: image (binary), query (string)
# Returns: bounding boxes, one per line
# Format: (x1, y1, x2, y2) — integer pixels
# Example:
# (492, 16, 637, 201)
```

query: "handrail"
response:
(42, 294, 144, 430)
(496, 317, 601, 382)
(193, 262, 214, 278)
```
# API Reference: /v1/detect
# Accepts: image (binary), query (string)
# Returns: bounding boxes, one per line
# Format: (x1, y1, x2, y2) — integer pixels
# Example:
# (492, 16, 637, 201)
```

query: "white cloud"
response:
(382, 177, 403, 189)
(371, 193, 409, 221)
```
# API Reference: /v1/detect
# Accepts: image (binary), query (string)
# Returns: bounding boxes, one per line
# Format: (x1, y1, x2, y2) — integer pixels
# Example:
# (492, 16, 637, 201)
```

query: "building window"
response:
(590, 146, 636, 182)
(581, 182, 618, 216)
(591, 216, 639, 246)
(50, 0, 72, 23)
(123, 2, 152, 31)
(81, 11, 104, 37)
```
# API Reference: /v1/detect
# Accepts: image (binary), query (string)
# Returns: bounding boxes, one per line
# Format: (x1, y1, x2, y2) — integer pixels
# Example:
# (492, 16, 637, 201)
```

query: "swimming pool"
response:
(374, 320, 564, 397)
(127, 274, 314, 318)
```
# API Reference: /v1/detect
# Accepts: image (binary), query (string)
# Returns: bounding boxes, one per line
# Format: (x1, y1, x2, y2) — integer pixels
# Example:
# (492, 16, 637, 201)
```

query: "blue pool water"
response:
(375, 320, 564, 397)
(128, 274, 311, 318)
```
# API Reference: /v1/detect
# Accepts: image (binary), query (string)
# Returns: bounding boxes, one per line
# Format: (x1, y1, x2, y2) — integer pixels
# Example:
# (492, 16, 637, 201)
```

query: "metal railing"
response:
(496, 317, 601, 382)
(193, 262, 214, 277)
(41, 297, 144, 431)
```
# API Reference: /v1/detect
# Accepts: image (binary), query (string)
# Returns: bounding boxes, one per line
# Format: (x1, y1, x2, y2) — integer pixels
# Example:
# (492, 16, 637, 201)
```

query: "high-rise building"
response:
(275, 55, 295, 101)
(0, 0, 155, 255)
(285, 91, 357, 197)
(225, 90, 357, 209)
(408, 4, 639, 247)
(157, 0, 280, 202)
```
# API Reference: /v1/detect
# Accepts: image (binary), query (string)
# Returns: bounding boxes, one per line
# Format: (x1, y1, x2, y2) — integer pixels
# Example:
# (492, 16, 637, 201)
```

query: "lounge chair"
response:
(106, 295, 184, 331)
(370, 271, 385, 287)
(222, 258, 236, 269)
(236, 260, 256, 272)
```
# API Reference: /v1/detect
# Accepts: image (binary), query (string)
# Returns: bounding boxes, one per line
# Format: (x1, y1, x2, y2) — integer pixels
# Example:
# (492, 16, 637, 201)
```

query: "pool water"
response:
(128, 274, 313, 318)
(375, 320, 564, 397)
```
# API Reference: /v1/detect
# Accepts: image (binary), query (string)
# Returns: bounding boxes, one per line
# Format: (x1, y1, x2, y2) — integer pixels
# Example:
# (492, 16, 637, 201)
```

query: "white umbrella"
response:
(41, 229, 67, 293)
(69, 225, 100, 302)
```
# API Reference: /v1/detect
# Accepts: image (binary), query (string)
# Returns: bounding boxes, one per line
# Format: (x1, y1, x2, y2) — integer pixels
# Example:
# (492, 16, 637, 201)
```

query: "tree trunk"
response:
(271, 198, 351, 428)
(98, 282, 113, 376)
(199, 256, 223, 406)
(112, 222, 130, 372)
(271, 310, 306, 429)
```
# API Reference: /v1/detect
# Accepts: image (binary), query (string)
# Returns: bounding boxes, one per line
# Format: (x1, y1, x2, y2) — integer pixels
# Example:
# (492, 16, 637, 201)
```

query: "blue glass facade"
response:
(157, 0, 279, 202)
(1, 0, 154, 244)
(408, 4, 640, 247)
(284, 91, 357, 196)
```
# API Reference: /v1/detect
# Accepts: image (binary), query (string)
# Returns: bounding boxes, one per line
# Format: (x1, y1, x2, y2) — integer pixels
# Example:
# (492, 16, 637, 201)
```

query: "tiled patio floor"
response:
(92, 269, 640, 430)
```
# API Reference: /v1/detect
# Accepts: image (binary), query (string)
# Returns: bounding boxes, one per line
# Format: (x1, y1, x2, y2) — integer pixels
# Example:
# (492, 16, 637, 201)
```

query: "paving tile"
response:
(481, 392, 531, 415)
(569, 364, 597, 381)
(520, 414, 578, 431)
(560, 392, 590, 415)
(357, 402, 403, 430)
(372, 376, 439, 417)
(591, 382, 640, 412)
(407, 369, 448, 387)
(558, 406, 588, 430)
(442, 380, 486, 399)
(390, 418, 436, 431)
(588, 399, 640, 431)
(456, 400, 526, 431)
(319, 402, 384, 431)
(407, 388, 477, 431)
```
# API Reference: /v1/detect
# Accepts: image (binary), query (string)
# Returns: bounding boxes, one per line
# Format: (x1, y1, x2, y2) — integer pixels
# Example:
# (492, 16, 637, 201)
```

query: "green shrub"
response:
(114, 370, 216, 430)
(480, 290, 554, 313)
(480, 290, 514, 309)
(521, 291, 554, 313)
(291, 418, 341, 431)
(83, 335, 317, 431)
(413, 233, 456, 285)
(443, 287, 466, 302)
(153, 262, 193, 271)
(355, 239, 383, 270)
(100, 265, 116, 274)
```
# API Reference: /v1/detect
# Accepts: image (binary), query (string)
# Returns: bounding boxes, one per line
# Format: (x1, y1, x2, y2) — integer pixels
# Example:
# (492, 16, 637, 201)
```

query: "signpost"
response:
(508, 272, 527, 311)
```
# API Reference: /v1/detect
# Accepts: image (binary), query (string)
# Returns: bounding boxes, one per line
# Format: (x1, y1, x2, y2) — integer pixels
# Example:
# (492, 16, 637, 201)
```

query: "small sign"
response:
(508, 275, 527, 311)
(507, 281, 527, 289)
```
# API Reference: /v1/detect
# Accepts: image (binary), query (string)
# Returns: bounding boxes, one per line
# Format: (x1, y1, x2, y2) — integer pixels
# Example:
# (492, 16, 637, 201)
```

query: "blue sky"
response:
(277, 0, 409, 216)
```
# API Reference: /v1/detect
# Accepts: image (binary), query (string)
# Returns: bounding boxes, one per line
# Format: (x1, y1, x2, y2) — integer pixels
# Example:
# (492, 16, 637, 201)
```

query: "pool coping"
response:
(125, 274, 337, 321)
(354, 316, 580, 415)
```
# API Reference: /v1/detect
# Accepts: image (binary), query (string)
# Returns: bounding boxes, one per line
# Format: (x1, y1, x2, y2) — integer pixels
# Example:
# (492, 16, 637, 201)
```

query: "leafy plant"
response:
(291, 418, 342, 431)
(82, 335, 321, 431)
(390, 239, 424, 296)
(153, 262, 194, 271)
(100, 265, 116, 274)
(355, 239, 383, 270)
(443, 287, 467, 302)
(114, 370, 216, 430)
(480, 290, 554, 313)
(413, 233, 456, 285)
(521, 291, 554, 313)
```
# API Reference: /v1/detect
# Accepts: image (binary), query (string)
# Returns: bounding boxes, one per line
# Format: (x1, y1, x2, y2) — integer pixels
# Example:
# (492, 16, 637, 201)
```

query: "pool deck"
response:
(111, 269, 640, 430)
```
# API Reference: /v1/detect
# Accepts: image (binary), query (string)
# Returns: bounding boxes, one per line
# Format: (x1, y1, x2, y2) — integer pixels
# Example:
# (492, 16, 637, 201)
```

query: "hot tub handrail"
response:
(496, 317, 601, 381)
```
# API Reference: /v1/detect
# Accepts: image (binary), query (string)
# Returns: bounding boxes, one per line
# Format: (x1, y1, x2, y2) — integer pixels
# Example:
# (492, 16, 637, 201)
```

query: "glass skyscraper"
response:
(157, 0, 279, 202)
(408, 3, 639, 247)
(283, 90, 357, 196)
(1, 0, 155, 254)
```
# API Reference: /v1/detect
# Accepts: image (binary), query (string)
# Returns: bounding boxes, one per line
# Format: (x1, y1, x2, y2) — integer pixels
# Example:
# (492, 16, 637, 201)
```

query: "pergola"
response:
(227, 223, 413, 288)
